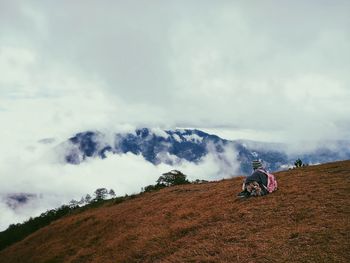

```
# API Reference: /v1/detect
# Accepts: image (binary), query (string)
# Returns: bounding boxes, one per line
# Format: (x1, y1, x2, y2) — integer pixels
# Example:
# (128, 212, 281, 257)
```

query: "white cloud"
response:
(0, 134, 240, 230)
(0, 0, 349, 230)
(183, 134, 203, 143)
(172, 134, 182, 143)
(1, 1, 349, 142)
(150, 128, 169, 139)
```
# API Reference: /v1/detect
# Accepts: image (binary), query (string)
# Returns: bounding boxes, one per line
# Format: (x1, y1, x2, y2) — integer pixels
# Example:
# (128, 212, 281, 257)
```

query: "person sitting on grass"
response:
(238, 160, 269, 198)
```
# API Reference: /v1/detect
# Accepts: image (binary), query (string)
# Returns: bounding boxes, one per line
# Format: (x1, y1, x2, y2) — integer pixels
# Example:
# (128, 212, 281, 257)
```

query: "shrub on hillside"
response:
(192, 179, 209, 184)
(0, 187, 118, 251)
(0, 205, 72, 251)
(143, 184, 166, 192)
(294, 158, 303, 167)
(156, 170, 190, 186)
(93, 188, 109, 201)
(109, 189, 116, 197)
(294, 158, 308, 168)
(92, 188, 116, 202)
(142, 170, 190, 193)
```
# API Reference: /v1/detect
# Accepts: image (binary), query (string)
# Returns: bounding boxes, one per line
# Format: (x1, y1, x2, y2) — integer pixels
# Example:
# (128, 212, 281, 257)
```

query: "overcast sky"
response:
(0, 0, 349, 229)
(1, 0, 349, 143)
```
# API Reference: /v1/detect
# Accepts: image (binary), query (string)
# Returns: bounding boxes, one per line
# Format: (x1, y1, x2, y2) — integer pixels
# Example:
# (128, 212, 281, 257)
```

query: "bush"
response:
(156, 170, 190, 187)
(0, 205, 72, 251)
(0, 187, 118, 251)
(141, 170, 190, 193)
(192, 179, 208, 184)
(143, 184, 166, 193)
(93, 188, 109, 201)
(294, 158, 303, 168)
(294, 159, 309, 168)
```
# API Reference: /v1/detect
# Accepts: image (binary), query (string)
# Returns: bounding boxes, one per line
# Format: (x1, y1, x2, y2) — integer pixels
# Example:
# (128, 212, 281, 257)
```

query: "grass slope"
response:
(0, 160, 349, 263)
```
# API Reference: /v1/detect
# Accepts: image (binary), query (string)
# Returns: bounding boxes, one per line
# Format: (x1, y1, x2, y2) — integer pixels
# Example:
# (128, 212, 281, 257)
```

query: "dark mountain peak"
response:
(59, 128, 350, 175)
(135, 128, 151, 138)
(2, 193, 37, 209)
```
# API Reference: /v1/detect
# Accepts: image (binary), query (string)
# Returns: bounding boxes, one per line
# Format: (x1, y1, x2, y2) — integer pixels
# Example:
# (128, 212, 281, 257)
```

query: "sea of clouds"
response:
(0, 127, 240, 231)
(1, 0, 349, 231)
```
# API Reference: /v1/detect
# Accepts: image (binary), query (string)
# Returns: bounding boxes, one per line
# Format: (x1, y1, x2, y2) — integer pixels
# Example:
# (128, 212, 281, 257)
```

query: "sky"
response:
(0, 0, 349, 230)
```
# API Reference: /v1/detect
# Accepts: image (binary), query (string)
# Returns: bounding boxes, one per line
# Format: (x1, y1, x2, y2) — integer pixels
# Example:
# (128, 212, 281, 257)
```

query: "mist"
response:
(1, 0, 349, 230)
(0, 134, 240, 231)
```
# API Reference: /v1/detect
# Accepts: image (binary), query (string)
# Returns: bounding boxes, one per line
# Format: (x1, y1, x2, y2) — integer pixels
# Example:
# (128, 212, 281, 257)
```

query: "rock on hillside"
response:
(1, 161, 349, 262)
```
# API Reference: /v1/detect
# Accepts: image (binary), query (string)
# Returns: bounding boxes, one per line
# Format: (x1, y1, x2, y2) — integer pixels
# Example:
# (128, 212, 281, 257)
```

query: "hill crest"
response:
(1, 160, 349, 262)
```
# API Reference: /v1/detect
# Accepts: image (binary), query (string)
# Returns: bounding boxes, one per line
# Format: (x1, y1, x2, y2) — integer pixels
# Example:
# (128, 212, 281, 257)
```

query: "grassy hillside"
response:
(0, 161, 349, 263)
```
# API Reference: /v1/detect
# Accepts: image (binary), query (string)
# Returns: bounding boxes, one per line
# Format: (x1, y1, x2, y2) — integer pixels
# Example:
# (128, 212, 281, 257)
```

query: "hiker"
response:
(237, 160, 277, 198)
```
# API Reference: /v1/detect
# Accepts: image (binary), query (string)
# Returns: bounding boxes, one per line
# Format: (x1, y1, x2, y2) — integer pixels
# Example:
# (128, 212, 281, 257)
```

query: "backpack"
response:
(257, 169, 278, 193)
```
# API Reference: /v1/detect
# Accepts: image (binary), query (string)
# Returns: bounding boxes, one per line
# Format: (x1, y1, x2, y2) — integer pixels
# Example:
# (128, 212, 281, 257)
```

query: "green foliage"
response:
(143, 183, 166, 193)
(0, 187, 117, 251)
(294, 158, 308, 168)
(93, 188, 109, 201)
(108, 189, 116, 197)
(69, 199, 80, 208)
(294, 158, 303, 167)
(192, 179, 209, 184)
(0, 172, 202, 252)
(84, 194, 92, 203)
(142, 170, 206, 193)
(0, 205, 72, 251)
(156, 170, 190, 187)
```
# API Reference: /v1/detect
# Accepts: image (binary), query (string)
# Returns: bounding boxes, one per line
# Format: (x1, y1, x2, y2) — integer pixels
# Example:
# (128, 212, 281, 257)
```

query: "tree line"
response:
(0, 170, 204, 251)
(0, 187, 116, 251)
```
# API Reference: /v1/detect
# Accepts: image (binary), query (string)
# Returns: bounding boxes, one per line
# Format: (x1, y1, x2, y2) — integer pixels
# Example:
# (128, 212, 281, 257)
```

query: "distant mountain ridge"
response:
(60, 128, 350, 175)
(1, 193, 37, 209)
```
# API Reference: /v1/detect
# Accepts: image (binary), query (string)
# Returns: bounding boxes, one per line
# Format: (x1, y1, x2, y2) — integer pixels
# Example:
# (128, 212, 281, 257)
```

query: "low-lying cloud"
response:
(1, 0, 349, 231)
(0, 135, 240, 231)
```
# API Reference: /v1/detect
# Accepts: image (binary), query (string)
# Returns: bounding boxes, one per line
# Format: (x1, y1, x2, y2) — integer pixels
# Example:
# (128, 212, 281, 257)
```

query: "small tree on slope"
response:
(156, 170, 190, 187)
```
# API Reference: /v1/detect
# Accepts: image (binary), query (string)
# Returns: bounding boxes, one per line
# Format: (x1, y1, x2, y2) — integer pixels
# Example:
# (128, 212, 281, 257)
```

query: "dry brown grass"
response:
(1, 160, 350, 263)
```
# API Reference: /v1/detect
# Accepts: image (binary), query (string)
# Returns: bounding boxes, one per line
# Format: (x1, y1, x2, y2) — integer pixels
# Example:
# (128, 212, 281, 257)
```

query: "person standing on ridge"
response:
(237, 160, 269, 198)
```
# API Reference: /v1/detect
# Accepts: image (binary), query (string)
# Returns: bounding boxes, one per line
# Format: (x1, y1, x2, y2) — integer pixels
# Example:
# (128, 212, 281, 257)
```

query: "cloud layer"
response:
(0, 138, 239, 230)
(1, 1, 349, 142)
(1, 1, 349, 230)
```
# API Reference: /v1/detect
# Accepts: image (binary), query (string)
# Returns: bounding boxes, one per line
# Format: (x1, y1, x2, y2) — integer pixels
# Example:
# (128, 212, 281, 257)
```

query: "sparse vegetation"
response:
(0, 205, 72, 251)
(294, 158, 303, 167)
(84, 194, 92, 203)
(1, 160, 349, 262)
(108, 189, 116, 198)
(0, 169, 200, 251)
(93, 188, 109, 201)
(294, 158, 309, 168)
(0, 169, 199, 250)
(157, 170, 190, 186)
(142, 183, 166, 193)
(0, 187, 116, 251)
(192, 179, 209, 184)
(142, 170, 201, 193)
